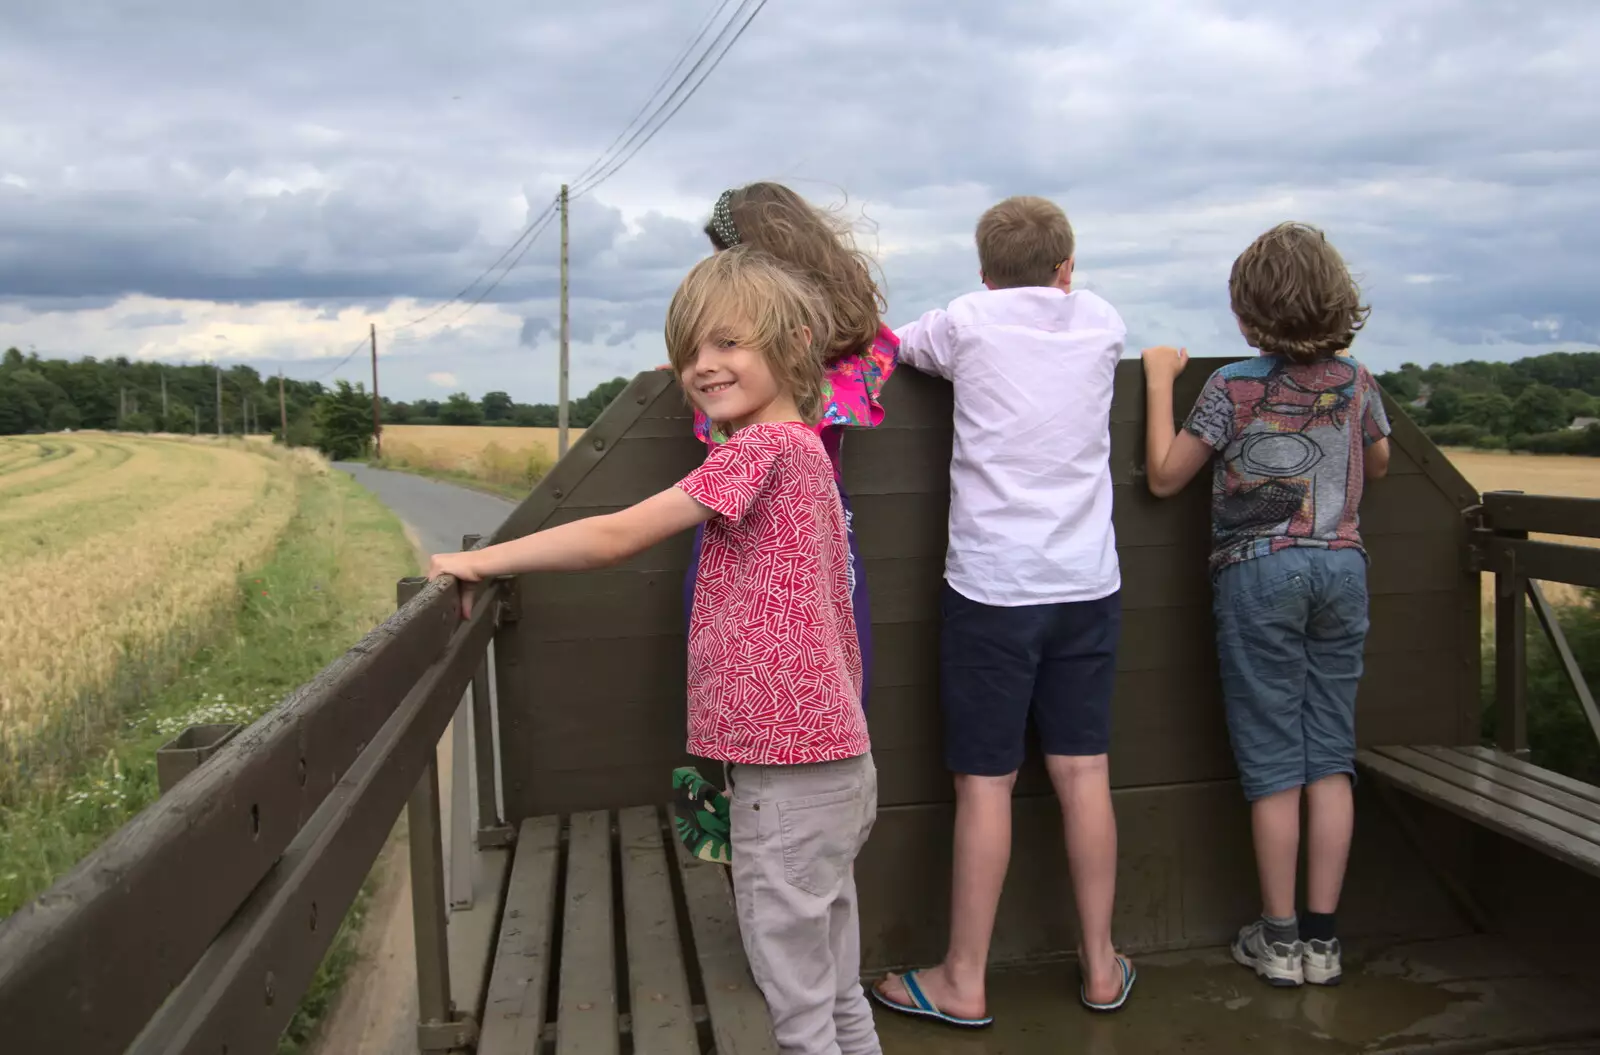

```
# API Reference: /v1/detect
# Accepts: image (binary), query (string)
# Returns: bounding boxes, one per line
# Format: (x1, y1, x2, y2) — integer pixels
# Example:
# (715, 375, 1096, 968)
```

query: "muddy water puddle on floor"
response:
(873, 938, 1591, 1055)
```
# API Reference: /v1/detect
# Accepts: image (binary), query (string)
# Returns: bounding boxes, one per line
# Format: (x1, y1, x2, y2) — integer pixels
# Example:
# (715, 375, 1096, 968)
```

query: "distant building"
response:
(1569, 416, 1599, 431)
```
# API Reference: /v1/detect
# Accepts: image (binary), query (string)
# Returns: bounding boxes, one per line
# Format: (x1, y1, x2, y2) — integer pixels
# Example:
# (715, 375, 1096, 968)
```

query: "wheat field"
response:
(379, 425, 582, 491)
(0, 432, 306, 795)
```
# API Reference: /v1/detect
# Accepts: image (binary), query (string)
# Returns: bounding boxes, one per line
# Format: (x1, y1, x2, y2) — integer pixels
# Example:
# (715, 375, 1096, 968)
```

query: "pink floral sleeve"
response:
(693, 325, 900, 445)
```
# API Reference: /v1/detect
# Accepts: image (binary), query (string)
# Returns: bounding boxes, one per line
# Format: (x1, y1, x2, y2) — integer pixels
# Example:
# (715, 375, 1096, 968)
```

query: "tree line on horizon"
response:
(0, 347, 631, 445)
(1376, 350, 1600, 455)
(6, 345, 1599, 456)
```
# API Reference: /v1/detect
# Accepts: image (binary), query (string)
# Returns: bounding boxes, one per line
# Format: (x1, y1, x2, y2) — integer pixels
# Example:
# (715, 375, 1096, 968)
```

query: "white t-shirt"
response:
(895, 286, 1124, 607)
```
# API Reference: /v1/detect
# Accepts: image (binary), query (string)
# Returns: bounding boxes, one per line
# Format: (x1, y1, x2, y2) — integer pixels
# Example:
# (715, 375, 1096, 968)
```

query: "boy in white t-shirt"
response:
(872, 197, 1133, 1026)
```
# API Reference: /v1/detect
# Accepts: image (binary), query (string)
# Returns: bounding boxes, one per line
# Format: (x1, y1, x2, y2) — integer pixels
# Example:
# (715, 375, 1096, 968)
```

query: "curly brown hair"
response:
(1229, 222, 1370, 363)
(705, 182, 885, 364)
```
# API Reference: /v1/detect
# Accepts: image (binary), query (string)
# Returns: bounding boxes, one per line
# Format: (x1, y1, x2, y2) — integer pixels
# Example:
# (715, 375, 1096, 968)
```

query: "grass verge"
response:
(0, 463, 418, 1052)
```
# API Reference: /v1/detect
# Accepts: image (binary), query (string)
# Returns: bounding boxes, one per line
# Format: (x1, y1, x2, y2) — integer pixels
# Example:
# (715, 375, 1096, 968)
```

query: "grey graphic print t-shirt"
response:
(1182, 354, 1392, 572)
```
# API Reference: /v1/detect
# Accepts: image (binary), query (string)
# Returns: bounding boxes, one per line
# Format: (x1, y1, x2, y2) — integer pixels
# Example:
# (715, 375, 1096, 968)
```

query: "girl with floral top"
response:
(688, 182, 898, 704)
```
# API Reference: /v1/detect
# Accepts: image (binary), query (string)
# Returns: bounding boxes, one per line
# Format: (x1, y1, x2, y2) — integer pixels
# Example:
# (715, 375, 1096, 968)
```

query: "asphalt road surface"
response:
(334, 462, 516, 561)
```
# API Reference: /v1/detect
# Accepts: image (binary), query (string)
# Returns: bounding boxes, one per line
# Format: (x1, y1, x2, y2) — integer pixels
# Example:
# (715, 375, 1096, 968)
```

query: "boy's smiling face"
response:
(681, 324, 785, 431)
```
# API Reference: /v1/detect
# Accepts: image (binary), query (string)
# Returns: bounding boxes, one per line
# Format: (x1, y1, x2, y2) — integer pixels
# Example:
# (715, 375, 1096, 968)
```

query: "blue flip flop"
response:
(871, 970, 994, 1029)
(1081, 955, 1136, 1012)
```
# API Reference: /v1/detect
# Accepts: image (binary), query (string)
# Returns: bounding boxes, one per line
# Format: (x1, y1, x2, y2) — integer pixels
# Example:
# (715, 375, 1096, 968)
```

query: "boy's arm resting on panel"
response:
(893, 308, 958, 379)
(1141, 346, 1215, 498)
(428, 487, 715, 615)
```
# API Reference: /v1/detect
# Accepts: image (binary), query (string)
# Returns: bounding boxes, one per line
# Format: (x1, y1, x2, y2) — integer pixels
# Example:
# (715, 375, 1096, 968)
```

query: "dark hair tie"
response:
(710, 189, 741, 247)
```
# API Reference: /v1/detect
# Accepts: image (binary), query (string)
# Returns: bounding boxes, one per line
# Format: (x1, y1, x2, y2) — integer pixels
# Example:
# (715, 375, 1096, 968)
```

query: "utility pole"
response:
(369, 322, 382, 458)
(160, 370, 168, 426)
(558, 182, 571, 457)
(278, 371, 288, 445)
(192, 404, 199, 436)
(215, 364, 222, 437)
(119, 386, 126, 427)
(242, 397, 250, 435)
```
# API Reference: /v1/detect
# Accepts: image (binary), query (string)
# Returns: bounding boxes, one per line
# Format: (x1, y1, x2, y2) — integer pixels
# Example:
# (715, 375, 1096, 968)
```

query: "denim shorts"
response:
(940, 583, 1121, 776)
(1213, 547, 1369, 801)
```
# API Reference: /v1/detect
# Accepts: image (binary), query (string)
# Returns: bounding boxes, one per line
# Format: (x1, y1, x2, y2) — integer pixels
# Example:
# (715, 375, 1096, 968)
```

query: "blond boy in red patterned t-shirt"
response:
(429, 246, 880, 1055)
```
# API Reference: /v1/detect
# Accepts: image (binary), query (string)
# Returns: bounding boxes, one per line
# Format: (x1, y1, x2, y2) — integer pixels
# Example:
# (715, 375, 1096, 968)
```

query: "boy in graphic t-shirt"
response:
(1141, 222, 1392, 990)
(429, 246, 880, 1055)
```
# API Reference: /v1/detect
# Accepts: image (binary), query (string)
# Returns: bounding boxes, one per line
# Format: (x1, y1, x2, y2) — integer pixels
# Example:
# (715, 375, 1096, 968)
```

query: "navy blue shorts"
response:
(939, 584, 1121, 776)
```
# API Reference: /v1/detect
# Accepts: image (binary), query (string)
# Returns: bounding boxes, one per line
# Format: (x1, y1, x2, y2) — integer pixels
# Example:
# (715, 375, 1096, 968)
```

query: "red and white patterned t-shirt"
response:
(676, 421, 868, 765)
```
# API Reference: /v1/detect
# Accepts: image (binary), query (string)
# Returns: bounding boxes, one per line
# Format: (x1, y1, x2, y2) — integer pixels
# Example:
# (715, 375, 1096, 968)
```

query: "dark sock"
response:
(1300, 912, 1337, 943)
(1263, 914, 1299, 946)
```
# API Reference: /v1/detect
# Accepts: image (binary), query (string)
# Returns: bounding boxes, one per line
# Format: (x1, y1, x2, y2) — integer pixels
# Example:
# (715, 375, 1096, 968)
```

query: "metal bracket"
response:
(476, 824, 517, 849)
(1460, 503, 1491, 574)
(418, 1013, 479, 1052)
(496, 576, 522, 624)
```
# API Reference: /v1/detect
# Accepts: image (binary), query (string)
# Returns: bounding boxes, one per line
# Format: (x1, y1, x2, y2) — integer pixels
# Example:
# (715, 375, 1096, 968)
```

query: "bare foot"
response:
(1079, 946, 1129, 1006)
(874, 964, 988, 1022)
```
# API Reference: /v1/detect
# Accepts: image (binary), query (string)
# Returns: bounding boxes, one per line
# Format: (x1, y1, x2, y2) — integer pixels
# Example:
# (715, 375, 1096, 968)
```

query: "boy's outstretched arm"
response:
(1142, 346, 1213, 498)
(894, 309, 957, 379)
(427, 487, 715, 615)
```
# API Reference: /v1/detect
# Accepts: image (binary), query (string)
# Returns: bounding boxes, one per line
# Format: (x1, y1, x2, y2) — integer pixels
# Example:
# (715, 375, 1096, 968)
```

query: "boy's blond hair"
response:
(975, 196, 1076, 289)
(1230, 222, 1370, 364)
(707, 182, 886, 365)
(665, 246, 831, 426)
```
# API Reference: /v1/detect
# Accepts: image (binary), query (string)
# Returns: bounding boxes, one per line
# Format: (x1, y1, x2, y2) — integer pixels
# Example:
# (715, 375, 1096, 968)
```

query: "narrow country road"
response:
(313, 465, 517, 1055)
(335, 462, 516, 560)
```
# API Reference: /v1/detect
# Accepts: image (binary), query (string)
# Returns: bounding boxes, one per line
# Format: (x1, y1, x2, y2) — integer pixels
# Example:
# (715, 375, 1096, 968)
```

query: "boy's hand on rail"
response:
(428, 551, 483, 618)
(1141, 345, 1188, 384)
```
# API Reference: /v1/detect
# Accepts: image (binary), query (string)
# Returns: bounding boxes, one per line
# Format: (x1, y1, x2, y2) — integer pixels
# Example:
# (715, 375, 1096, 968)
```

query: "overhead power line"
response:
(567, 0, 741, 191)
(570, 0, 772, 202)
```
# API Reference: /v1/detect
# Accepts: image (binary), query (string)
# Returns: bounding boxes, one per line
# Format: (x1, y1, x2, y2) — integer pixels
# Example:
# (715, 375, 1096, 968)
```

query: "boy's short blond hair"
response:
(1230, 222, 1370, 364)
(665, 246, 832, 426)
(975, 196, 1076, 289)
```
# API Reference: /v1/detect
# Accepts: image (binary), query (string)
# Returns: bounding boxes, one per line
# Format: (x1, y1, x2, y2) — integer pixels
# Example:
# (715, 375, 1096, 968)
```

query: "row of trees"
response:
(388, 379, 630, 428)
(1376, 351, 1600, 455)
(0, 347, 633, 454)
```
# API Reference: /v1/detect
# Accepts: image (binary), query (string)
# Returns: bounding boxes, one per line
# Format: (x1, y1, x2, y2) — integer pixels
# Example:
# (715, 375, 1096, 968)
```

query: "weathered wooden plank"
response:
(1482, 492, 1600, 540)
(839, 425, 953, 496)
(557, 811, 619, 1055)
(869, 363, 953, 426)
(1377, 747, 1600, 842)
(1109, 356, 1241, 424)
(1357, 750, 1600, 880)
(1379, 388, 1479, 508)
(1418, 745, 1600, 825)
(561, 437, 705, 508)
(0, 577, 463, 1055)
(672, 836, 780, 1054)
(1488, 537, 1600, 589)
(617, 806, 698, 1055)
(127, 579, 501, 1055)
(494, 371, 681, 541)
(479, 817, 562, 1055)
(1457, 747, 1600, 809)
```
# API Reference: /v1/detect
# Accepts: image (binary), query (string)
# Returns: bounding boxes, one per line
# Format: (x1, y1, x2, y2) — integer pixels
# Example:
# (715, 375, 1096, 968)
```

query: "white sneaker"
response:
(1231, 919, 1305, 987)
(1303, 938, 1342, 985)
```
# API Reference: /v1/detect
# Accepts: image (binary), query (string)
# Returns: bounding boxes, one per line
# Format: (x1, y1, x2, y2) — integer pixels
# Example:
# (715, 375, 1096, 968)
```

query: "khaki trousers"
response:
(727, 753, 881, 1055)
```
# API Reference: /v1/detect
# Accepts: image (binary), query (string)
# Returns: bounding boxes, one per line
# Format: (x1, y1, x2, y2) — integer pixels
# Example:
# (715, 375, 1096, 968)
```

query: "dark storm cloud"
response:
(1, 0, 1597, 395)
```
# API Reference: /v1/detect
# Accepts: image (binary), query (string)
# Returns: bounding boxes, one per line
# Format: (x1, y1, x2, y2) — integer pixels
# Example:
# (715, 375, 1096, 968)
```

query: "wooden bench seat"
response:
(1358, 745, 1600, 879)
(478, 805, 778, 1055)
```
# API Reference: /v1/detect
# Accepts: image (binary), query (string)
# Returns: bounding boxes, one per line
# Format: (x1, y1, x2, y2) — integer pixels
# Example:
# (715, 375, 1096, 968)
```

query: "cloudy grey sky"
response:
(2, 0, 1597, 402)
